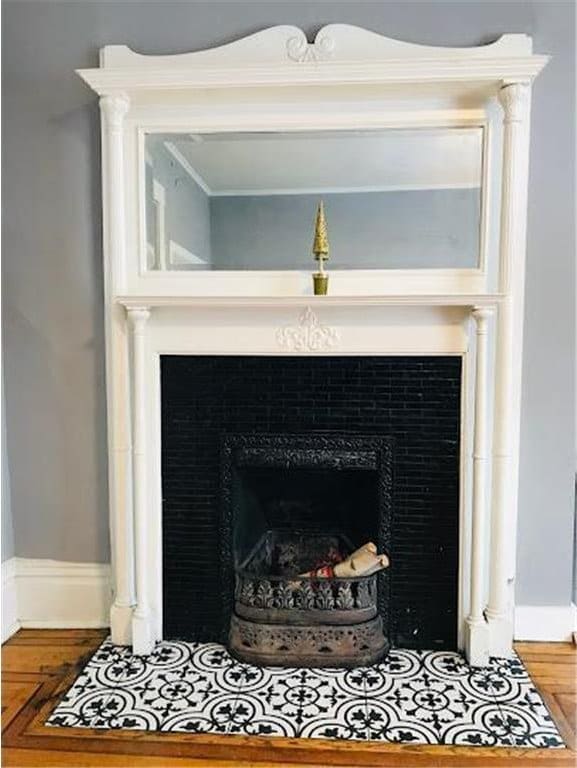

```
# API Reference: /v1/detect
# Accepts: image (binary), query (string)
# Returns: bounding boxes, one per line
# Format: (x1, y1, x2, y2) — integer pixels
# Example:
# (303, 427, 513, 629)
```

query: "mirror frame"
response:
(140, 125, 490, 277)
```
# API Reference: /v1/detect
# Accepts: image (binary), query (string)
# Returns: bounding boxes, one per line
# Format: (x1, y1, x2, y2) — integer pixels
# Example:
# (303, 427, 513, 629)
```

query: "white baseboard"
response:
(514, 604, 577, 642)
(2, 558, 20, 642)
(2, 557, 111, 640)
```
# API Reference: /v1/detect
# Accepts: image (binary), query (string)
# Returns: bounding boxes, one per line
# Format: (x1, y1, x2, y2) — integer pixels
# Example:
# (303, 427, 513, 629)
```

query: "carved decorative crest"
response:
(276, 307, 339, 352)
(286, 31, 335, 63)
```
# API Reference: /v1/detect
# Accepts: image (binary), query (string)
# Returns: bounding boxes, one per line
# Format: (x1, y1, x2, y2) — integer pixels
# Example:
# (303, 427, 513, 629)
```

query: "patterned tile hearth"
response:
(46, 639, 565, 748)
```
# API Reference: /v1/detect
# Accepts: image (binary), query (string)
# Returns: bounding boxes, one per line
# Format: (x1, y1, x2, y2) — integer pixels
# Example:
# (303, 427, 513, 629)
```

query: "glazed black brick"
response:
(161, 356, 461, 649)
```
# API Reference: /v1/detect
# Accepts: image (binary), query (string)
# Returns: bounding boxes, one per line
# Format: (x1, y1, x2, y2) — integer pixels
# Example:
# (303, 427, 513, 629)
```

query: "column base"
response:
(132, 611, 154, 655)
(487, 612, 514, 658)
(110, 602, 133, 646)
(464, 618, 490, 667)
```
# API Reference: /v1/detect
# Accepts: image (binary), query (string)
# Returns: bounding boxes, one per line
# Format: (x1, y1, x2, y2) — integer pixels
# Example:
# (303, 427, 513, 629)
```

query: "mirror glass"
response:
(144, 128, 483, 271)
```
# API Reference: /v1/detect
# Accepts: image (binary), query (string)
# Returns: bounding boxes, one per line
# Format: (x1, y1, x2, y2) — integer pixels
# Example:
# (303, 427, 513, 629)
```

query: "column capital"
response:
(498, 82, 531, 124)
(127, 306, 151, 330)
(472, 306, 495, 332)
(99, 93, 130, 128)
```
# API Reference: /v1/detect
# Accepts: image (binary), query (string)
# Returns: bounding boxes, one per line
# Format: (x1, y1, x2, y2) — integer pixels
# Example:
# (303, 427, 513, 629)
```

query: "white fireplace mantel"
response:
(116, 295, 503, 309)
(77, 25, 548, 665)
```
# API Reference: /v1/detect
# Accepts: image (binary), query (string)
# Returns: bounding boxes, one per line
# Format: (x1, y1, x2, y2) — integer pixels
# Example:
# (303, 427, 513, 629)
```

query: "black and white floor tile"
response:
(46, 639, 565, 747)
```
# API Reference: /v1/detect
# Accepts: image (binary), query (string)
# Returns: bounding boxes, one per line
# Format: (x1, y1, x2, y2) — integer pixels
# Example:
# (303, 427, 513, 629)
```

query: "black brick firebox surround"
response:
(161, 355, 461, 650)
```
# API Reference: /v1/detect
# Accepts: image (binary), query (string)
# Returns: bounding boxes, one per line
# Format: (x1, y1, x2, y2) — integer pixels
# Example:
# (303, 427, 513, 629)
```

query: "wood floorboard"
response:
(2, 646, 100, 675)
(5, 638, 109, 648)
(516, 643, 577, 655)
(2, 630, 575, 767)
(1, 749, 326, 767)
(555, 694, 576, 732)
(2, 680, 42, 730)
(6, 630, 108, 640)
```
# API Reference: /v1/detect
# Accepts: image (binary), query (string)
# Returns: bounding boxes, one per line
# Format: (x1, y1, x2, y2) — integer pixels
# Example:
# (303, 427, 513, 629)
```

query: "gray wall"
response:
(2, 378, 14, 562)
(2, 1, 575, 606)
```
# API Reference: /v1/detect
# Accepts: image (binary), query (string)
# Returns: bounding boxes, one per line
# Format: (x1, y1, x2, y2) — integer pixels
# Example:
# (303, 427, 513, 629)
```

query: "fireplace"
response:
(80, 26, 545, 668)
(161, 354, 461, 652)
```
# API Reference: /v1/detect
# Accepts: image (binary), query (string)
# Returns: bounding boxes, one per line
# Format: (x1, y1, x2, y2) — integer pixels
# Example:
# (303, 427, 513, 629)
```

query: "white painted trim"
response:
(117, 293, 502, 309)
(78, 26, 548, 96)
(133, 268, 488, 296)
(128, 308, 154, 655)
(14, 558, 111, 629)
(100, 95, 135, 646)
(464, 307, 494, 666)
(486, 83, 532, 658)
(133, 111, 490, 134)
(514, 604, 577, 642)
(2, 558, 20, 642)
(99, 27, 538, 67)
(83, 60, 547, 93)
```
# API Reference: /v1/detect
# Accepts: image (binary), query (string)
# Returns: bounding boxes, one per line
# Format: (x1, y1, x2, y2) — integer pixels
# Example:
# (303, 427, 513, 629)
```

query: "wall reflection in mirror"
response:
(144, 129, 483, 271)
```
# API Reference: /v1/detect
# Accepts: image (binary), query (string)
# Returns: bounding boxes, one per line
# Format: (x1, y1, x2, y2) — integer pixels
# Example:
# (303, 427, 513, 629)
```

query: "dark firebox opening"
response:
(233, 467, 378, 570)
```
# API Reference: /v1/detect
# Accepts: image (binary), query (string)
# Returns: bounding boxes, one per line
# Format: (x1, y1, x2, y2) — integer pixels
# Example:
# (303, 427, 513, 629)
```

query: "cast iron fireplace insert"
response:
(220, 433, 393, 665)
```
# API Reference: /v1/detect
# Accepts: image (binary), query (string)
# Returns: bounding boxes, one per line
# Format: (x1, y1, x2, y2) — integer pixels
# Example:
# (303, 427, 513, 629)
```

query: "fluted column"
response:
(465, 307, 494, 667)
(487, 82, 532, 657)
(100, 94, 135, 645)
(128, 306, 153, 655)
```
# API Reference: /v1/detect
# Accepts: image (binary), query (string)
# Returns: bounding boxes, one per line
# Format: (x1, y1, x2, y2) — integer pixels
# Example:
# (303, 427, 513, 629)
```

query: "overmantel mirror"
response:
(78, 26, 547, 665)
(143, 127, 484, 273)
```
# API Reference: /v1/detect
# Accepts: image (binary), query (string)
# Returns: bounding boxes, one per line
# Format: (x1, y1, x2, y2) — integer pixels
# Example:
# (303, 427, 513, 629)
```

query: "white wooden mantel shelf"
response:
(116, 294, 502, 310)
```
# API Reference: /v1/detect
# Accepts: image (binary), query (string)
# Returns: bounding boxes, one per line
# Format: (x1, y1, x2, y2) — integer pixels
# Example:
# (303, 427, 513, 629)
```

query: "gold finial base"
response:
(313, 272, 329, 295)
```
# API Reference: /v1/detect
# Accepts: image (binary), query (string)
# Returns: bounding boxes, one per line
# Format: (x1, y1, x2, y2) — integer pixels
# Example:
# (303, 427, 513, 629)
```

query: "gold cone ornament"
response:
(313, 201, 329, 260)
(312, 201, 329, 295)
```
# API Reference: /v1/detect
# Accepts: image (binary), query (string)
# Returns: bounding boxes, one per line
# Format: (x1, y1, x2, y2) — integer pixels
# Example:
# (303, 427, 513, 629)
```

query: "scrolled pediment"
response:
(98, 25, 535, 67)
(78, 24, 547, 96)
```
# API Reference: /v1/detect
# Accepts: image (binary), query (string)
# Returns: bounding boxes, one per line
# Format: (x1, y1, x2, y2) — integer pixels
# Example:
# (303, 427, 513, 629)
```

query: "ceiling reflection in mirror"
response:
(144, 129, 483, 271)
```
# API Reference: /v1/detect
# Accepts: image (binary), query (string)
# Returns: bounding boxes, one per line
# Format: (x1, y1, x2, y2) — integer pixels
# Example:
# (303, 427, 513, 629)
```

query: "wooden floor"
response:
(2, 629, 575, 767)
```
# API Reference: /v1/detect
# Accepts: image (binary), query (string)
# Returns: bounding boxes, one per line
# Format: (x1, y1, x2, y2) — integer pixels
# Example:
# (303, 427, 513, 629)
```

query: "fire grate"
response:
(229, 530, 389, 667)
